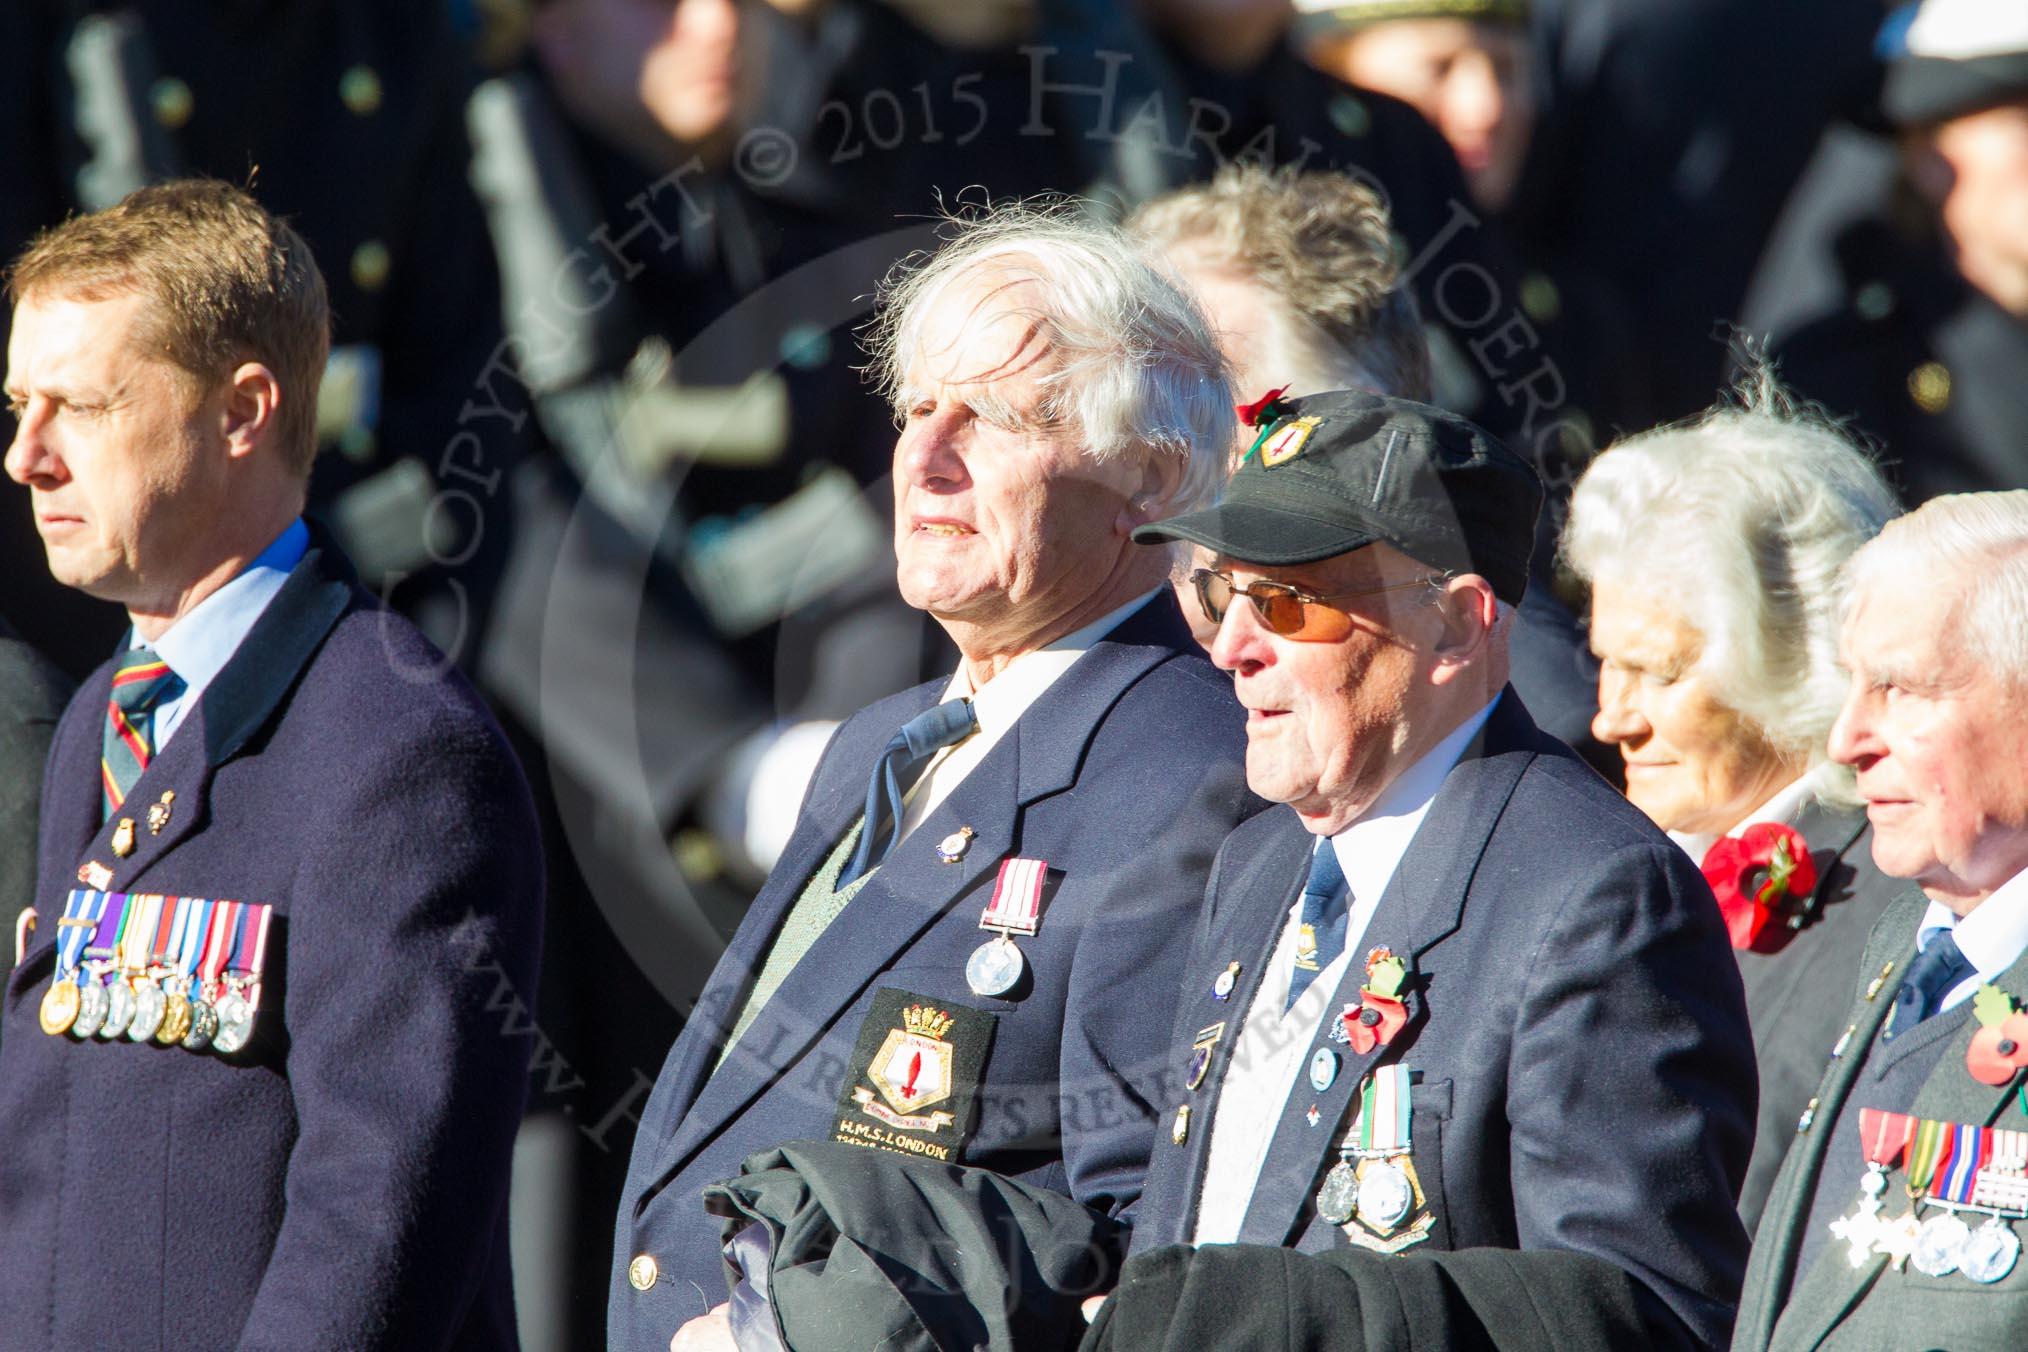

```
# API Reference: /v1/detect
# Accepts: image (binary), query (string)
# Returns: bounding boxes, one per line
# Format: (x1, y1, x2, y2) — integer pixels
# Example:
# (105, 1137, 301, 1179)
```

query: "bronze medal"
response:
(156, 990, 193, 1045)
(39, 980, 80, 1036)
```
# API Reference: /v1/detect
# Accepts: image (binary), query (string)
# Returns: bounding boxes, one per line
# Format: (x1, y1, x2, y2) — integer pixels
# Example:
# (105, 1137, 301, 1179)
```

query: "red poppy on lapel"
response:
(1701, 822, 1819, 951)
(1343, 991, 1407, 1055)
(1236, 386, 1290, 427)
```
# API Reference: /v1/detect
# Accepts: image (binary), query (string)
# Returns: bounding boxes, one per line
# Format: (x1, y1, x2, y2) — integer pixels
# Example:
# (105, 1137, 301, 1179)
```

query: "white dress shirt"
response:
(891, 590, 1159, 844)
(146, 519, 309, 749)
(1916, 867, 2028, 1014)
(1191, 694, 1499, 1245)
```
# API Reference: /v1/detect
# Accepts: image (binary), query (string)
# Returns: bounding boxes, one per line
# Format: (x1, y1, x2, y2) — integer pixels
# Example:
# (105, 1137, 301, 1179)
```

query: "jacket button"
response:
(628, 1254, 658, 1291)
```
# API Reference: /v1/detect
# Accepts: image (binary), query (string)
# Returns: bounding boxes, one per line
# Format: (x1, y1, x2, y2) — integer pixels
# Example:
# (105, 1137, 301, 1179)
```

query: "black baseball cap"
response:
(1132, 389, 1542, 604)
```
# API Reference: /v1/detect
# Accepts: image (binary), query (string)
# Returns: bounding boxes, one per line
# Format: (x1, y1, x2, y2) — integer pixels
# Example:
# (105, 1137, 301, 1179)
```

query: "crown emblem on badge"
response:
(903, 1005, 955, 1040)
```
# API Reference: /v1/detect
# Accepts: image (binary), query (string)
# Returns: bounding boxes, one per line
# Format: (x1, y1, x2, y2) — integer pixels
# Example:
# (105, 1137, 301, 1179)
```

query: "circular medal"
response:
(1309, 1048, 1339, 1092)
(101, 981, 136, 1039)
(966, 935, 1025, 997)
(1355, 1158, 1416, 1230)
(1315, 1160, 1358, 1225)
(156, 991, 193, 1045)
(1212, 963, 1239, 1002)
(1912, 1211, 1972, 1277)
(128, 981, 166, 1043)
(212, 990, 255, 1055)
(180, 999, 219, 1052)
(936, 827, 975, 864)
(1960, 1219, 2021, 1284)
(72, 980, 110, 1039)
(38, 980, 80, 1036)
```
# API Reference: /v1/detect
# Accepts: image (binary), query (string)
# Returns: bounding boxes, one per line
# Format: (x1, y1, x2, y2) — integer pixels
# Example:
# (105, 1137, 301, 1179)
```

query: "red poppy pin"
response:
(1341, 948, 1408, 1054)
(1701, 822, 1819, 951)
(1967, 984, 2028, 1086)
(1235, 386, 1290, 428)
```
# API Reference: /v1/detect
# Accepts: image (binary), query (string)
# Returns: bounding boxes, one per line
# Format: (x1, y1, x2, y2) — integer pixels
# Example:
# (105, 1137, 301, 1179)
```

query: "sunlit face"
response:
(5, 290, 225, 612)
(1208, 543, 1445, 832)
(1910, 102, 2028, 307)
(1588, 580, 1797, 836)
(891, 271, 1145, 654)
(1828, 566, 2028, 908)
(1313, 19, 1536, 212)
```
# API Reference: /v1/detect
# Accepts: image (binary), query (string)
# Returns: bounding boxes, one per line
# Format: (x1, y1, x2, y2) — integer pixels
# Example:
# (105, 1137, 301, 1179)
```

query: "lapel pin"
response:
(147, 791, 175, 835)
(1212, 961, 1240, 1002)
(78, 860, 113, 890)
(1171, 1104, 1191, 1145)
(111, 818, 136, 858)
(1310, 1048, 1339, 1092)
(936, 827, 975, 864)
(1306, 1104, 1321, 1128)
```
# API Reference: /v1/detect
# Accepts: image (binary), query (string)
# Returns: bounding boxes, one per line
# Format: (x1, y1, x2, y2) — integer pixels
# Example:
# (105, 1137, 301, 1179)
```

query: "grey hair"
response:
(1561, 374, 1900, 793)
(1124, 163, 1431, 402)
(1842, 491, 2028, 688)
(865, 199, 1235, 515)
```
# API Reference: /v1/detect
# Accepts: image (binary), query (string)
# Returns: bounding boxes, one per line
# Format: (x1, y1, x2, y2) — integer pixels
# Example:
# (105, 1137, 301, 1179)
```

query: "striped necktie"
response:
(102, 647, 183, 821)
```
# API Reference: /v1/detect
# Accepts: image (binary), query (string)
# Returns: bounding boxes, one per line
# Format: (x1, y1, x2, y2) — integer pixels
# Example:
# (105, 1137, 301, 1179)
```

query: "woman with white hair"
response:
(1561, 381, 1903, 1231)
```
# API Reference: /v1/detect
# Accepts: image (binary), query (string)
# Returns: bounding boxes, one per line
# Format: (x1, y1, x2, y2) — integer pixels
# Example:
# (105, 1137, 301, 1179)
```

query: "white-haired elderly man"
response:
(609, 207, 1264, 1348)
(1734, 491, 2028, 1351)
(1563, 382, 1905, 1231)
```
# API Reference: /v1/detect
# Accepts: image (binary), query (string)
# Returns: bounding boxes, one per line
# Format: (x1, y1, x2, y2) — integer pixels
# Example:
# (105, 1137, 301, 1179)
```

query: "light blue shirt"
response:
(142, 519, 309, 749)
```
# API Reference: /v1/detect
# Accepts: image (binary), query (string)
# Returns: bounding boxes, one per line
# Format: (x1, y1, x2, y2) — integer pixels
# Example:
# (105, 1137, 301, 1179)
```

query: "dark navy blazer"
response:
(609, 597, 1261, 1343)
(0, 532, 543, 1350)
(1131, 693, 1756, 1351)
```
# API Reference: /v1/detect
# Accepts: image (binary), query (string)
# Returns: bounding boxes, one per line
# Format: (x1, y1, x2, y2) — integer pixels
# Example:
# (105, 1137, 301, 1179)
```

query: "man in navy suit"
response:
(617, 206, 1263, 1348)
(1082, 390, 1756, 1351)
(0, 181, 541, 1348)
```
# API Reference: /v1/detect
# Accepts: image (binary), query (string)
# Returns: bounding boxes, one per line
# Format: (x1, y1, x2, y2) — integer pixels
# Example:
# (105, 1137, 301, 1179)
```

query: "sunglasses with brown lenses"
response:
(1189, 567, 1442, 642)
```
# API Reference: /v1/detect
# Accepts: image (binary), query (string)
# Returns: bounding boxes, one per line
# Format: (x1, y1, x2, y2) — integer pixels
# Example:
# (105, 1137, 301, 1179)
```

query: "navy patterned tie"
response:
(838, 698, 977, 887)
(1287, 840, 1349, 1011)
(1884, 929, 1976, 1041)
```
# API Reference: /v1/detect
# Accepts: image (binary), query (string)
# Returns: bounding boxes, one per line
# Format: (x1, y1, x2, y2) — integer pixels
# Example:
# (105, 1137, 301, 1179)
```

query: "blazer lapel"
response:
(1235, 699, 1533, 1246)
(645, 629, 1180, 1182)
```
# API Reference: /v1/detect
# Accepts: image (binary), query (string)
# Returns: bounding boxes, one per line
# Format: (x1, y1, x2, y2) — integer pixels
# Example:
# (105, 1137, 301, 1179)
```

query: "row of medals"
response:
(39, 967, 255, 1056)
(1840, 1165, 2023, 1283)
(1314, 1151, 1416, 1233)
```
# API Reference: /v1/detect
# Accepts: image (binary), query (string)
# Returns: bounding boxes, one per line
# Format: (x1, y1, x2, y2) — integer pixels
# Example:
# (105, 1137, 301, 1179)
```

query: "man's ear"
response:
(1117, 451, 1187, 534)
(220, 362, 282, 461)
(1428, 574, 1498, 680)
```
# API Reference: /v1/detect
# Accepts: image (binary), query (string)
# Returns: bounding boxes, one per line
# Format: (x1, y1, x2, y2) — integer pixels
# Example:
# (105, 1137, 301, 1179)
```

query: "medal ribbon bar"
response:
(980, 858, 1046, 936)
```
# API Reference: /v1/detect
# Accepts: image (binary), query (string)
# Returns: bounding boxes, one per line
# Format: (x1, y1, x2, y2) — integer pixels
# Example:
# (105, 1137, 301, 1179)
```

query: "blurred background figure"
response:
(0, 619, 71, 1055)
(1770, 0, 2028, 504)
(1296, 0, 1535, 214)
(1561, 374, 1904, 1231)
(1129, 163, 1609, 774)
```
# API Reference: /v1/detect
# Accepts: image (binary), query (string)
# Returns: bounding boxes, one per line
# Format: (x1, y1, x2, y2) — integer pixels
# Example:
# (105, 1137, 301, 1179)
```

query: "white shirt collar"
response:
(1918, 867, 2028, 995)
(1668, 763, 1837, 863)
(143, 519, 309, 748)
(1326, 694, 1501, 915)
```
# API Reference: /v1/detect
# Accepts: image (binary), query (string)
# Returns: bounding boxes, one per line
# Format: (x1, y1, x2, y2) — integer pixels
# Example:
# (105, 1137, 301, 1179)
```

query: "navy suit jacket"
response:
(1129, 693, 1755, 1351)
(0, 531, 543, 1350)
(609, 597, 1261, 1342)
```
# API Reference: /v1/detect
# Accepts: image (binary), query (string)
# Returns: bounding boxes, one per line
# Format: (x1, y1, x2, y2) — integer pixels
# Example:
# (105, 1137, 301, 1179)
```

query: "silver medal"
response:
(1960, 1218, 2021, 1284)
(100, 980, 136, 1039)
(1356, 1158, 1416, 1230)
(966, 935, 1025, 997)
(1913, 1211, 1972, 1277)
(72, 980, 110, 1039)
(212, 989, 255, 1054)
(1316, 1160, 1358, 1225)
(128, 980, 166, 1043)
(180, 999, 219, 1052)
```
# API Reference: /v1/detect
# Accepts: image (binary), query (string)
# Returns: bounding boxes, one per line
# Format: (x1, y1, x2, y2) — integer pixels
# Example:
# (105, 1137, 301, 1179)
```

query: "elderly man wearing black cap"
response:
(1079, 391, 1757, 1352)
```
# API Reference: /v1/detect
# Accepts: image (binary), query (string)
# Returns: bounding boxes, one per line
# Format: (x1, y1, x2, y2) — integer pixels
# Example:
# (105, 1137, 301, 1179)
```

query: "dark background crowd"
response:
(0, 0, 2019, 1345)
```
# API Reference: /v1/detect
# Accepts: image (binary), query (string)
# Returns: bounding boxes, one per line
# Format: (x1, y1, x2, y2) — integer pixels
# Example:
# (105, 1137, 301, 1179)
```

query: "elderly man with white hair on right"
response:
(1561, 380, 1905, 1231)
(1734, 490, 2028, 1351)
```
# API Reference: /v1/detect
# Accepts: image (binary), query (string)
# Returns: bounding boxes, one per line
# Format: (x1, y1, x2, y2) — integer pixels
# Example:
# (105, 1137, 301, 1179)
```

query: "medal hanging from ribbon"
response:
(1314, 1064, 1428, 1251)
(180, 900, 236, 1052)
(98, 895, 143, 1040)
(71, 894, 127, 1038)
(40, 890, 107, 1036)
(158, 898, 209, 1046)
(1832, 1108, 1915, 1269)
(1913, 1124, 1989, 1277)
(213, 902, 273, 1056)
(966, 858, 1045, 998)
(129, 895, 181, 1043)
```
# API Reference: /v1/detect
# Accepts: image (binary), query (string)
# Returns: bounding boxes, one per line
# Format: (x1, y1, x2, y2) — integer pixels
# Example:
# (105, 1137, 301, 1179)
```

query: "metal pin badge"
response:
(936, 827, 975, 863)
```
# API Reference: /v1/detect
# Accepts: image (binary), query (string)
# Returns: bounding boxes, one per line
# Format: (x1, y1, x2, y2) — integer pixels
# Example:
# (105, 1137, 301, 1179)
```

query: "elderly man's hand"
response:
(670, 1302, 735, 1352)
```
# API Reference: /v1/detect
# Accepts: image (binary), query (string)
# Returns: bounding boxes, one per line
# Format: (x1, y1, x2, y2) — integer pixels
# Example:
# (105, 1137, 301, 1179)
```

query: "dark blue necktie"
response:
(838, 698, 977, 887)
(1884, 929, 1976, 1041)
(1286, 840, 1349, 1011)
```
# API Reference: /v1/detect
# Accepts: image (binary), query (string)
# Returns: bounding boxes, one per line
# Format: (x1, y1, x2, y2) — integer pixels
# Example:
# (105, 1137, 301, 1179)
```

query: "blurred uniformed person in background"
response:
(1773, 0, 2028, 504)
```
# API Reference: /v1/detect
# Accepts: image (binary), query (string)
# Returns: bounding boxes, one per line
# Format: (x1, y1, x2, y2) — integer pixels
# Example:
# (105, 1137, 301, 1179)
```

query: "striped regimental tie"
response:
(102, 647, 183, 822)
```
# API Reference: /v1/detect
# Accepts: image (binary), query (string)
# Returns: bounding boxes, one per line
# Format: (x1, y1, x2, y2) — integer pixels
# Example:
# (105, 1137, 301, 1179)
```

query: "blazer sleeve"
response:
(232, 706, 544, 1349)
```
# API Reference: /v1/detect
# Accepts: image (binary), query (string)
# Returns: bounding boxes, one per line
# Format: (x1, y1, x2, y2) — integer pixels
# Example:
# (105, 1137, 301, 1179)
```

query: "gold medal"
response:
(156, 990, 193, 1045)
(111, 818, 136, 858)
(39, 979, 80, 1036)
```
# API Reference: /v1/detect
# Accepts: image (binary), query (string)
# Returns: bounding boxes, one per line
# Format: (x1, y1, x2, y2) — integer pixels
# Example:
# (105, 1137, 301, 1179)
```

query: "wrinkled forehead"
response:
(901, 263, 1059, 388)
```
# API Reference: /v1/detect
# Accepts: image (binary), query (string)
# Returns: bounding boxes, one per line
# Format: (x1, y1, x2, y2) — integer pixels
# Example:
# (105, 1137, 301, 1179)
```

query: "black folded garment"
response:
(704, 1142, 1126, 1352)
